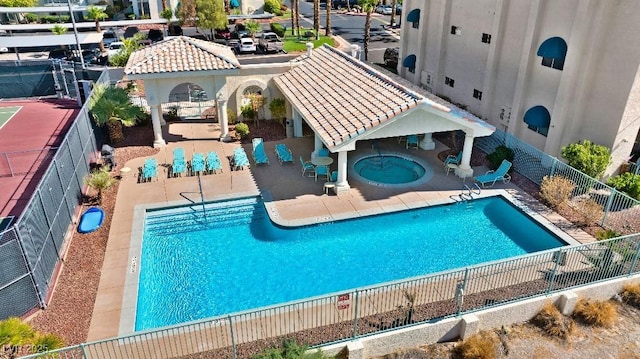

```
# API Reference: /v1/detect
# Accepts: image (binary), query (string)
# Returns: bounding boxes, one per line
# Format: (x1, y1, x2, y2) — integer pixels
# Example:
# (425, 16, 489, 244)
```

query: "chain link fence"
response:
(0, 70, 108, 320)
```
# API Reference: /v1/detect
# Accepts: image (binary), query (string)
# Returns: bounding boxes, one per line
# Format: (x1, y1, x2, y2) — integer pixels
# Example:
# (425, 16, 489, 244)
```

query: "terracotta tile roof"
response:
(274, 45, 423, 149)
(124, 36, 240, 76)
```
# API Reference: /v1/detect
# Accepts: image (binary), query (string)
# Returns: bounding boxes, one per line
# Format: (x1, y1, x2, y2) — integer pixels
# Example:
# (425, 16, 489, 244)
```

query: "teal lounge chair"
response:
(206, 151, 222, 174)
(252, 138, 270, 165)
(233, 148, 250, 170)
(142, 158, 157, 182)
(275, 143, 294, 164)
(191, 153, 206, 175)
(474, 159, 512, 188)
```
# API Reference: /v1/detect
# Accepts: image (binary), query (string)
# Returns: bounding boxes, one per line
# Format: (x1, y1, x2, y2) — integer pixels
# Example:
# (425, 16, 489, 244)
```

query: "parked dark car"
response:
(147, 29, 164, 42)
(48, 48, 69, 59)
(332, 0, 358, 9)
(168, 24, 183, 36)
(123, 26, 140, 39)
(215, 28, 231, 40)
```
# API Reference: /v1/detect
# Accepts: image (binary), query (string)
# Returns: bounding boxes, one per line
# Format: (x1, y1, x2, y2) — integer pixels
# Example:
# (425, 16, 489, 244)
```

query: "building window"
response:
(445, 77, 455, 87)
(450, 26, 462, 36)
(402, 54, 416, 74)
(523, 105, 551, 137)
(473, 89, 482, 100)
(537, 37, 567, 71)
(407, 9, 420, 29)
(482, 33, 491, 44)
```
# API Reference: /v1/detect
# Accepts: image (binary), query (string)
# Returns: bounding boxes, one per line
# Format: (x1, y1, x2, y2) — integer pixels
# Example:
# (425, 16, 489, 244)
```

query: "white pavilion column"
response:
(419, 132, 436, 150)
(455, 132, 474, 178)
(311, 134, 323, 159)
(150, 104, 166, 148)
(218, 97, 231, 141)
(335, 151, 350, 191)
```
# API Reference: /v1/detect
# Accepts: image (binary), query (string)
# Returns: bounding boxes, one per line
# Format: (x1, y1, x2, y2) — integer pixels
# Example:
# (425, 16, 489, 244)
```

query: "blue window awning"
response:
(407, 9, 420, 23)
(537, 37, 567, 59)
(230, 0, 240, 7)
(402, 54, 416, 68)
(524, 106, 551, 128)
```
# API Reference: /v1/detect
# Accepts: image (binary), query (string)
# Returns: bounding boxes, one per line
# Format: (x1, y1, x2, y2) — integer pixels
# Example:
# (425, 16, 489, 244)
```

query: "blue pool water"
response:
(136, 196, 566, 331)
(353, 155, 429, 185)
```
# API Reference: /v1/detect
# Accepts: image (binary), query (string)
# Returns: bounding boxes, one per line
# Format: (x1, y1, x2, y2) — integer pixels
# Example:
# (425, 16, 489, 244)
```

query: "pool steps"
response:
(145, 197, 265, 236)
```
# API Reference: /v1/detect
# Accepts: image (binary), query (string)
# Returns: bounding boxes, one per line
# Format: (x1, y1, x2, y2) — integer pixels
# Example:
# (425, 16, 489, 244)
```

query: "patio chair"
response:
(173, 147, 185, 161)
(318, 148, 330, 157)
(141, 158, 157, 182)
(406, 135, 419, 149)
(315, 165, 329, 182)
(474, 159, 512, 188)
(275, 143, 294, 164)
(300, 156, 315, 177)
(444, 151, 462, 168)
(190, 153, 206, 175)
(171, 157, 187, 177)
(206, 151, 222, 174)
(252, 138, 270, 165)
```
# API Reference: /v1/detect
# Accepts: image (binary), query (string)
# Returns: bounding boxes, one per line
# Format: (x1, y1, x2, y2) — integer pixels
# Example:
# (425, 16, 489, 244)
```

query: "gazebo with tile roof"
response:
(273, 45, 496, 191)
(124, 36, 241, 147)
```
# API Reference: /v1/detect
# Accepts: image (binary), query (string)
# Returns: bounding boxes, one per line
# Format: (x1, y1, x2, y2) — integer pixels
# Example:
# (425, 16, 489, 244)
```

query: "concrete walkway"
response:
(87, 121, 594, 341)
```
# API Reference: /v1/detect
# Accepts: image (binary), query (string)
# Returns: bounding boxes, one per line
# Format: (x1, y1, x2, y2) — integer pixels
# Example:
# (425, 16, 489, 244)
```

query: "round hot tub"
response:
(351, 154, 433, 187)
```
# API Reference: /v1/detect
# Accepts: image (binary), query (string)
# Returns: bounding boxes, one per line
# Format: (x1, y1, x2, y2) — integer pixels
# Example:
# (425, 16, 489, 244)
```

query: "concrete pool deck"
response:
(86, 121, 595, 341)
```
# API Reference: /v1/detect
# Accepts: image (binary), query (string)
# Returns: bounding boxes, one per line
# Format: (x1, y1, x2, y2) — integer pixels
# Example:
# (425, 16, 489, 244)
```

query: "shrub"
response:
(241, 104, 256, 122)
(572, 298, 617, 327)
(269, 98, 286, 125)
(252, 339, 332, 359)
(571, 197, 603, 226)
(486, 145, 514, 170)
(561, 140, 611, 179)
(607, 172, 640, 200)
(540, 175, 575, 208)
(531, 302, 574, 339)
(263, 0, 282, 15)
(595, 228, 622, 240)
(136, 111, 151, 126)
(620, 283, 640, 308)
(25, 13, 38, 23)
(234, 122, 249, 139)
(453, 331, 497, 359)
(84, 165, 116, 204)
(270, 22, 285, 37)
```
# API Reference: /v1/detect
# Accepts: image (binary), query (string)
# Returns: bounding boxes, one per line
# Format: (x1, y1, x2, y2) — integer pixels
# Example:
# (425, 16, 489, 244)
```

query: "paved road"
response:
(284, 1, 400, 66)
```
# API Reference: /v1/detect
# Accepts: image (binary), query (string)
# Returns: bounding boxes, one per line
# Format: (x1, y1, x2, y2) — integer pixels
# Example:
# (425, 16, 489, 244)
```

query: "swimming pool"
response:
(136, 195, 567, 331)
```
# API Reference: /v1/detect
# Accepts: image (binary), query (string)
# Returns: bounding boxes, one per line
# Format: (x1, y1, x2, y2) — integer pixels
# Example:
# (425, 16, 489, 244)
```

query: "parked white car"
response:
(102, 31, 118, 47)
(107, 42, 124, 57)
(375, 5, 392, 15)
(236, 37, 256, 54)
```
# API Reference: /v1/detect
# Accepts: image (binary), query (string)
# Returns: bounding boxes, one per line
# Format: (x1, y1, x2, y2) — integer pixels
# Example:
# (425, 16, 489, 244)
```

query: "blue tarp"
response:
(537, 37, 567, 59)
(407, 8, 420, 22)
(524, 106, 551, 128)
(402, 54, 416, 68)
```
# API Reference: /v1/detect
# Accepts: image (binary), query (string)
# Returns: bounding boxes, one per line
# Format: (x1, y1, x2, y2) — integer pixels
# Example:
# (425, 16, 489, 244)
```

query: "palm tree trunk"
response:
(390, 0, 397, 26)
(107, 119, 124, 143)
(95, 19, 101, 33)
(295, 0, 301, 37)
(325, 0, 332, 36)
(364, 9, 372, 61)
(291, 0, 296, 36)
(162, 0, 167, 10)
(313, 0, 319, 38)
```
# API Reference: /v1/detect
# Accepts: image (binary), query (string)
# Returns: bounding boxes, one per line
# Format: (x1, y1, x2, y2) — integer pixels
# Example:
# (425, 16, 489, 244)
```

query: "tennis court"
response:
(0, 99, 80, 218)
(0, 106, 20, 130)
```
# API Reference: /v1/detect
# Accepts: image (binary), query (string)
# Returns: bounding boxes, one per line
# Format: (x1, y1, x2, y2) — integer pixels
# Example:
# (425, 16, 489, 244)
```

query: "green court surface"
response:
(0, 106, 21, 130)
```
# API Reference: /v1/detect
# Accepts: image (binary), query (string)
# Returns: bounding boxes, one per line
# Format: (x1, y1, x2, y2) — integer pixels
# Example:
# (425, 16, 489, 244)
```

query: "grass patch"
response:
(453, 331, 497, 359)
(572, 298, 618, 327)
(530, 302, 574, 339)
(282, 33, 335, 53)
(621, 283, 640, 308)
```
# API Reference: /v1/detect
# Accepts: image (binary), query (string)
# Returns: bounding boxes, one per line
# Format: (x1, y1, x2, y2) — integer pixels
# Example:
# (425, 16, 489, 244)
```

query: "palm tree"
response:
(359, 0, 377, 61)
(89, 85, 144, 143)
(313, 0, 319, 38)
(86, 6, 108, 51)
(245, 19, 261, 38)
(50, 24, 69, 56)
(0, 317, 63, 359)
(84, 165, 116, 204)
(290, 0, 296, 36)
(294, 0, 301, 36)
(390, 0, 398, 27)
(325, 0, 332, 36)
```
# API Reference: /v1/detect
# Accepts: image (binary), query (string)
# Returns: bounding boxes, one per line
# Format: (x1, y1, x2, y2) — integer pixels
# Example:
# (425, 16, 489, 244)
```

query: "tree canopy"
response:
(0, 0, 36, 7)
(196, 0, 227, 39)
